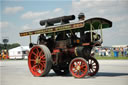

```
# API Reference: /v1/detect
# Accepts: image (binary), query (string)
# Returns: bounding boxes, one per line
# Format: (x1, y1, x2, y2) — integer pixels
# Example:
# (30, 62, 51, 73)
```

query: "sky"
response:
(0, 0, 128, 46)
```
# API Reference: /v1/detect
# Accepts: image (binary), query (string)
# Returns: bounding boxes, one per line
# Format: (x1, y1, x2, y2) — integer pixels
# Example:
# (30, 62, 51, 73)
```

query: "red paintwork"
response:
(52, 48, 75, 56)
(69, 58, 88, 78)
(68, 47, 75, 53)
(53, 49, 60, 53)
(82, 43, 90, 46)
(28, 46, 46, 77)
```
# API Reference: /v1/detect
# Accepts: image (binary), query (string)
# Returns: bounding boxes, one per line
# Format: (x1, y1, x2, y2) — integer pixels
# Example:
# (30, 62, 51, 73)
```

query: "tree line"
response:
(0, 43, 20, 52)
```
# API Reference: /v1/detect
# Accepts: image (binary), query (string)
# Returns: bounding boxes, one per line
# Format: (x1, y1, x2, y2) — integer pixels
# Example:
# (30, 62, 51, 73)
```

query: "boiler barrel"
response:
(40, 15, 75, 26)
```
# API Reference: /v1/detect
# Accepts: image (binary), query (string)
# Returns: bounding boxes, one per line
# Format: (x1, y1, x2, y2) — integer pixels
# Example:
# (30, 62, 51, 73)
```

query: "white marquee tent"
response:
(8, 46, 30, 59)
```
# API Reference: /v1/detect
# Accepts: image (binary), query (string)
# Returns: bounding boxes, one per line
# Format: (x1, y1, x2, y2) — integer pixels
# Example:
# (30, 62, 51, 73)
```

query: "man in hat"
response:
(78, 12, 85, 38)
(78, 12, 85, 21)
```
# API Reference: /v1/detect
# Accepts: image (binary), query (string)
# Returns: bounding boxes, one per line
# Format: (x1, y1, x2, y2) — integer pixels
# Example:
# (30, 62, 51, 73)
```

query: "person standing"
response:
(113, 48, 119, 58)
(0, 53, 2, 60)
(120, 47, 124, 56)
(123, 47, 127, 56)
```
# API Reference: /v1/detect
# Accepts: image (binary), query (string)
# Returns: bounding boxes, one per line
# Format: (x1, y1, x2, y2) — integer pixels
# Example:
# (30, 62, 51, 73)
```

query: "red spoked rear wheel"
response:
(69, 57, 88, 78)
(28, 45, 52, 77)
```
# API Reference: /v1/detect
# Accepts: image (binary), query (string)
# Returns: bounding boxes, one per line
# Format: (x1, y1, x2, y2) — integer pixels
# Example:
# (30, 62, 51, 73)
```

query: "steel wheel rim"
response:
(28, 46, 46, 76)
(70, 58, 88, 78)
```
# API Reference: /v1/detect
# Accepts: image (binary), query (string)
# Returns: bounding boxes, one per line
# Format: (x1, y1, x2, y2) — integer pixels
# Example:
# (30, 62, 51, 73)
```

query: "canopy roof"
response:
(84, 17, 112, 30)
(19, 17, 112, 37)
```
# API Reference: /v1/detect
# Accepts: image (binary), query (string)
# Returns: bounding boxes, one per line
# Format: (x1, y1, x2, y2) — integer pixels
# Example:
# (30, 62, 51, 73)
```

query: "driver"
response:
(78, 12, 85, 38)
(38, 34, 47, 45)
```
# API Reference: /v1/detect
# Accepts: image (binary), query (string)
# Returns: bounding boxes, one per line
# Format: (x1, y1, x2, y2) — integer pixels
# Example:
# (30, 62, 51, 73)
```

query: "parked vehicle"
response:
(8, 46, 30, 59)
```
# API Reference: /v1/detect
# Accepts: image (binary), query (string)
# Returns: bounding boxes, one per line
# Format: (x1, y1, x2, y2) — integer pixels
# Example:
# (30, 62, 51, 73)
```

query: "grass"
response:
(95, 56, 128, 60)
(94, 52, 128, 60)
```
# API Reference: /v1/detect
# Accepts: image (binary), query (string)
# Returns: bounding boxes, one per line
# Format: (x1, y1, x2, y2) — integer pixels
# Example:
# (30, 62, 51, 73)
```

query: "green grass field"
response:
(95, 56, 128, 60)
(94, 52, 128, 60)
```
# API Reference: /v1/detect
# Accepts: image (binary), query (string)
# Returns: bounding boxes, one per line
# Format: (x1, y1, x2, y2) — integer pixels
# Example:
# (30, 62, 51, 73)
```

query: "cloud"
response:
(71, 0, 128, 22)
(0, 21, 9, 28)
(21, 24, 40, 31)
(4, 6, 24, 14)
(21, 8, 64, 20)
(71, 0, 128, 16)
(21, 24, 31, 30)
(21, 11, 50, 19)
(110, 15, 128, 22)
(53, 8, 63, 13)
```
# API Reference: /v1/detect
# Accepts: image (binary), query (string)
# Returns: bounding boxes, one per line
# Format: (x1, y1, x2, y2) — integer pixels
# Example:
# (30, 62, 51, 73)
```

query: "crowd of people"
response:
(97, 48, 111, 56)
(95, 46, 128, 57)
(113, 47, 128, 57)
(0, 50, 9, 60)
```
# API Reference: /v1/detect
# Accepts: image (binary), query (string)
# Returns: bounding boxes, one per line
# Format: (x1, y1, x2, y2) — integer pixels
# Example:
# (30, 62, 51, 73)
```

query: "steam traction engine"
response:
(20, 14, 112, 78)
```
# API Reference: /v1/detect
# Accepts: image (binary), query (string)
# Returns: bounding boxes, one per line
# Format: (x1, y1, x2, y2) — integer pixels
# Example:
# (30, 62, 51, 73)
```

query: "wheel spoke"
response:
(32, 52, 38, 59)
(89, 60, 92, 64)
(80, 63, 86, 74)
(31, 65, 37, 71)
(30, 59, 36, 63)
(80, 62, 86, 68)
(89, 68, 93, 72)
(40, 63, 44, 67)
(40, 63, 45, 71)
(73, 67, 77, 72)
(76, 62, 79, 66)
(92, 68, 95, 72)
(91, 60, 94, 64)
(40, 55, 45, 60)
(80, 67, 86, 73)
(74, 70, 78, 75)
(91, 61, 95, 64)
(41, 60, 46, 63)
(77, 61, 81, 66)
(90, 66, 96, 72)
(38, 64, 41, 70)
(77, 70, 80, 75)
(92, 65, 96, 68)
(80, 65, 85, 69)
(30, 59, 35, 61)
(39, 50, 43, 56)
(73, 62, 77, 68)
(35, 48, 39, 56)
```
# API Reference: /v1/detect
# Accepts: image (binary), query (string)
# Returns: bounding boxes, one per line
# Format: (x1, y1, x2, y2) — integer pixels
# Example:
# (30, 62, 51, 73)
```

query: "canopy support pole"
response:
(90, 24, 93, 42)
(29, 35, 32, 43)
(53, 32, 56, 42)
(100, 24, 103, 43)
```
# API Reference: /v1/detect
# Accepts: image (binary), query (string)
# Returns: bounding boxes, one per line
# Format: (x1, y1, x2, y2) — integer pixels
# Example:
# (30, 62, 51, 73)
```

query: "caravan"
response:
(8, 46, 30, 59)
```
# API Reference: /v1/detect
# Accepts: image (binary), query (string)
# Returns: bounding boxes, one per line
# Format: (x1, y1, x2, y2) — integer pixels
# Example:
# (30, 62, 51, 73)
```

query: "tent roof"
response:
(9, 46, 29, 51)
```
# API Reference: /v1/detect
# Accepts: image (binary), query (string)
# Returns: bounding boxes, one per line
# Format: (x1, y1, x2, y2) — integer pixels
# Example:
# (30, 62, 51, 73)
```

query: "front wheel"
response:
(69, 57, 88, 78)
(28, 45, 52, 77)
